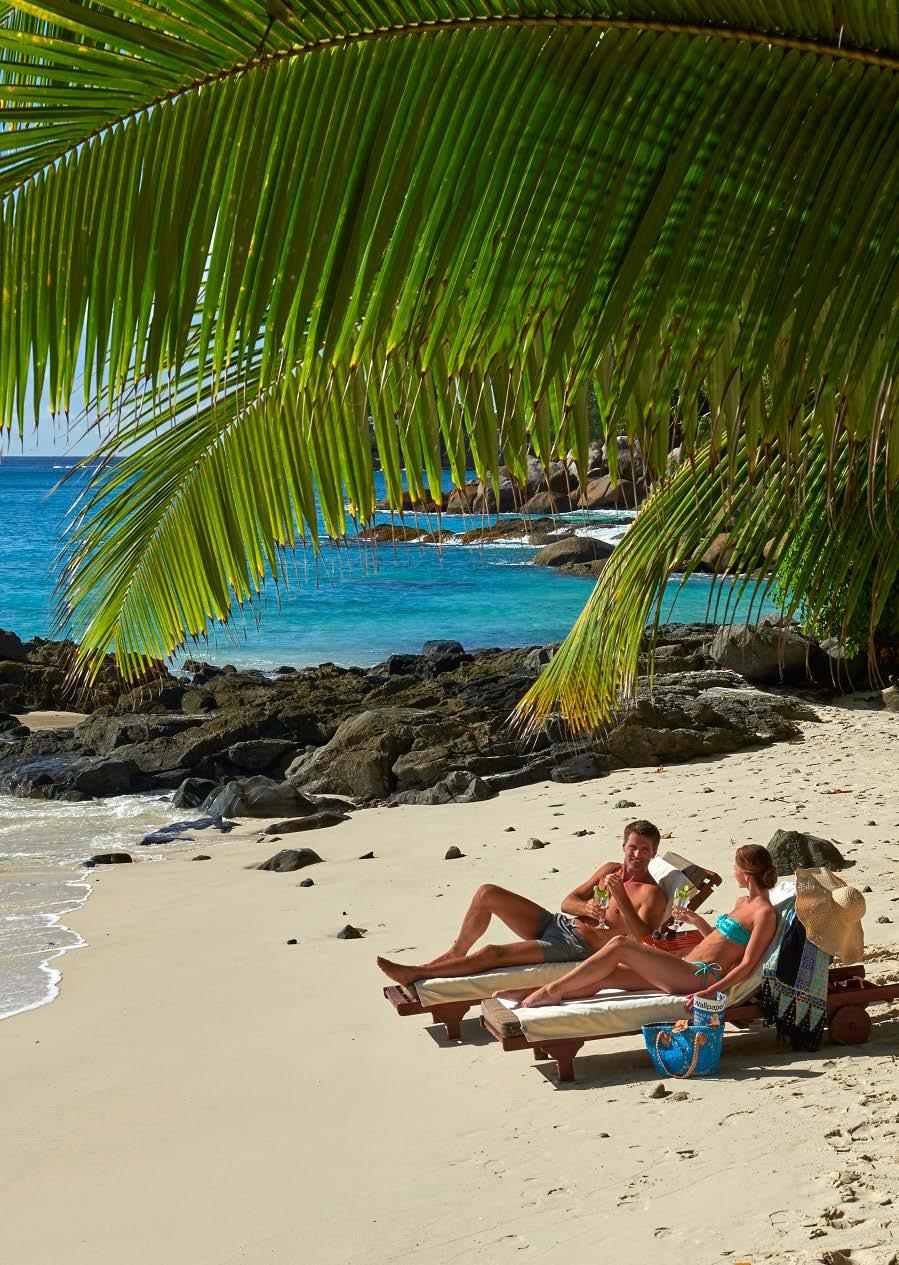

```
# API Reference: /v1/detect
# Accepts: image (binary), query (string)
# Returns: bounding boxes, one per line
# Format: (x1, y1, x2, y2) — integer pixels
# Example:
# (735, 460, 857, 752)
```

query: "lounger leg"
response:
(543, 1039, 585, 1083)
(430, 1001, 472, 1041)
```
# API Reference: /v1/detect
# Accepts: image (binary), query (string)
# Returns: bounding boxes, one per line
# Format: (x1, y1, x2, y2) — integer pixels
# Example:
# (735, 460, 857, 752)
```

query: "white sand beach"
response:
(3, 701, 898, 1265)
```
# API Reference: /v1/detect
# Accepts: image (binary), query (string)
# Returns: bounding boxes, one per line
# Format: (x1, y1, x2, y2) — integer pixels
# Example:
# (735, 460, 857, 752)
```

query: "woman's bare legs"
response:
(420, 884, 550, 966)
(520, 937, 702, 1007)
(378, 939, 547, 988)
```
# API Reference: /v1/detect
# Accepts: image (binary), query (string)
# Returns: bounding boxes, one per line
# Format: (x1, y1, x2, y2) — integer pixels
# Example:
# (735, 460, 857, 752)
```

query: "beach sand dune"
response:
(2, 702, 898, 1264)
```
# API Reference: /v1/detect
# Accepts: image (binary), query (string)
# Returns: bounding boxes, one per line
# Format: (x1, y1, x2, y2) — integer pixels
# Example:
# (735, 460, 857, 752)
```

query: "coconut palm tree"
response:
(2, 2, 898, 717)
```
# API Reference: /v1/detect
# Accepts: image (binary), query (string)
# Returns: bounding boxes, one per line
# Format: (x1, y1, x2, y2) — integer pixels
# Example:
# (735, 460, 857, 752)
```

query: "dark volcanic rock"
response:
(140, 816, 235, 845)
(85, 852, 133, 866)
(708, 623, 815, 684)
(258, 847, 323, 872)
(445, 845, 465, 859)
(552, 752, 602, 783)
(337, 924, 365, 939)
(767, 829, 849, 875)
(261, 811, 347, 833)
(389, 770, 494, 806)
(0, 754, 141, 800)
(203, 776, 317, 818)
(172, 777, 219, 809)
(226, 738, 296, 774)
(0, 712, 29, 737)
(0, 629, 27, 663)
(286, 708, 423, 801)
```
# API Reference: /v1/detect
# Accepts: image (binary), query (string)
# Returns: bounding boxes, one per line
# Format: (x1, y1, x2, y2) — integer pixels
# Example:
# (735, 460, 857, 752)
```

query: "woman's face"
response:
(733, 864, 749, 888)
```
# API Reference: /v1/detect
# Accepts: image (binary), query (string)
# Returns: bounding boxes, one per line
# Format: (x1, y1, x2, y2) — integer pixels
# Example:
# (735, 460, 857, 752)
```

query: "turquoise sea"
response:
(0, 456, 771, 665)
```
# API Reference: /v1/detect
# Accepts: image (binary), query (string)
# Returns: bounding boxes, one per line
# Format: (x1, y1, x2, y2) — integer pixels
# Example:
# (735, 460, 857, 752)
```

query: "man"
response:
(377, 819, 668, 988)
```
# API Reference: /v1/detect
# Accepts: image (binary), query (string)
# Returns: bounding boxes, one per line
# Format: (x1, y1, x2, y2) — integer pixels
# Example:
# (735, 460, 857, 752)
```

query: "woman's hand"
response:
(674, 906, 701, 927)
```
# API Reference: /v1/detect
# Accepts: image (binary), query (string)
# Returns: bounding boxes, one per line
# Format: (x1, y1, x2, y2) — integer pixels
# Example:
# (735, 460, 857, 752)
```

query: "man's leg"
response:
(521, 937, 701, 1007)
(424, 884, 550, 965)
(377, 939, 547, 988)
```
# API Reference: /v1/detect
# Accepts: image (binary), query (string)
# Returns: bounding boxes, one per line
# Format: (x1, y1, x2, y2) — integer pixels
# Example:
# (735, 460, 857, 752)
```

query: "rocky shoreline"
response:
(0, 621, 876, 838)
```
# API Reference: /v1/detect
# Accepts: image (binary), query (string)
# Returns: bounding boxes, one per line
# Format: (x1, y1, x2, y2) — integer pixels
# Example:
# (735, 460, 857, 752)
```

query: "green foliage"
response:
(1, 2, 898, 704)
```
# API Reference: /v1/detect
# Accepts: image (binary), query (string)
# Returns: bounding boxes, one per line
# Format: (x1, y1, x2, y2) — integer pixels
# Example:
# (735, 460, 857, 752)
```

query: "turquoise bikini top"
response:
(715, 913, 751, 946)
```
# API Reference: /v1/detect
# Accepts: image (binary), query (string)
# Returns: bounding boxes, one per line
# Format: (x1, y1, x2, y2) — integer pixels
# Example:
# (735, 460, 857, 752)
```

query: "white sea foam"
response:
(0, 793, 182, 1021)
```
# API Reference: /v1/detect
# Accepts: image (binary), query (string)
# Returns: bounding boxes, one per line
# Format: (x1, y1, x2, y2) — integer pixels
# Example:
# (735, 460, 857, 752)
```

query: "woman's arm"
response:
(675, 907, 714, 937)
(696, 907, 777, 998)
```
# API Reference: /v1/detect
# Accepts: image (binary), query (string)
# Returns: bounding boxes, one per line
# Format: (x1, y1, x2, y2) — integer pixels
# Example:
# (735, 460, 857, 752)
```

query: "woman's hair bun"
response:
(735, 844, 778, 890)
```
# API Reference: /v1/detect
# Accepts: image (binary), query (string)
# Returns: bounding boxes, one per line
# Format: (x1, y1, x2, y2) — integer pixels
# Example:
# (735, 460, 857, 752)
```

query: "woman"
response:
(512, 844, 779, 1009)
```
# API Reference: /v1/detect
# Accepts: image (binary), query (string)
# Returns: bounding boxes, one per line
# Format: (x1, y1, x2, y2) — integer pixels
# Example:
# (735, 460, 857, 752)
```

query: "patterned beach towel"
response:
(760, 907, 832, 1052)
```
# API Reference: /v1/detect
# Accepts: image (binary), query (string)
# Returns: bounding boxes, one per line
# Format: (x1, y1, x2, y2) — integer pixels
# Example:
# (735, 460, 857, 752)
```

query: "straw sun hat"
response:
(795, 868, 865, 964)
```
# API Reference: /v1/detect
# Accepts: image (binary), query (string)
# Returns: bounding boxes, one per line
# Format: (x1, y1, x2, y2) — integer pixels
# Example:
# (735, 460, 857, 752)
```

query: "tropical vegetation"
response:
(1, 1, 898, 725)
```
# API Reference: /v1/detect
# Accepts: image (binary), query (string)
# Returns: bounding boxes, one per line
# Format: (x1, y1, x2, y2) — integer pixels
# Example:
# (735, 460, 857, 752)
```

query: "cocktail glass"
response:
(593, 884, 611, 930)
(671, 887, 690, 932)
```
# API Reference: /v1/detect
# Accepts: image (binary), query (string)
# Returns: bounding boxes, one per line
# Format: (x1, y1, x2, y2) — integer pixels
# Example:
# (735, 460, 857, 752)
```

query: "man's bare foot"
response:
(377, 956, 421, 987)
(519, 985, 562, 1008)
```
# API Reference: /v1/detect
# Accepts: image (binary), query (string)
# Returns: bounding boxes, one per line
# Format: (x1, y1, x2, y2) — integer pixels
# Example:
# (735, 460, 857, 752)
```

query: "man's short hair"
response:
(623, 819, 661, 851)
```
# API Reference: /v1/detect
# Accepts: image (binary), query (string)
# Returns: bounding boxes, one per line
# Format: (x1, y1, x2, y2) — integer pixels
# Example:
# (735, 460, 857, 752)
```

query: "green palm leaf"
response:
(516, 432, 899, 732)
(0, 0, 897, 698)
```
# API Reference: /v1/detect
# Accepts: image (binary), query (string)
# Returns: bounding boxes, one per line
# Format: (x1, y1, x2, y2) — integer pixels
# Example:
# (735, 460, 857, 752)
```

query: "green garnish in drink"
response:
(594, 884, 609, 901)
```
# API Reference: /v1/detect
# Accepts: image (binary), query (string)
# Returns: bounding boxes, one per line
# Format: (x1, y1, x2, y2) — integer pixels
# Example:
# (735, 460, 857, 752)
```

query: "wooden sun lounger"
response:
(479, 966, 899, 1082)
(383, 853, 722, 1040)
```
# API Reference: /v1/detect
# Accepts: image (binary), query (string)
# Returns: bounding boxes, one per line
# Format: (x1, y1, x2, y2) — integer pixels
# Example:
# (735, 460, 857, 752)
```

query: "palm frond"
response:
(516, 432, 899, 732)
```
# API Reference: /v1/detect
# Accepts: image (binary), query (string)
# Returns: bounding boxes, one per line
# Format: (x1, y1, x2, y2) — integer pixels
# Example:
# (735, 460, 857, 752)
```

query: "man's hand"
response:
(606, 871, 625, 901)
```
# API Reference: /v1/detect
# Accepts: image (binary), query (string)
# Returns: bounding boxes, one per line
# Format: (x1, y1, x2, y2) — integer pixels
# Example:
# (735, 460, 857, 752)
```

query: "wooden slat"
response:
(480, 996, 524, 1038)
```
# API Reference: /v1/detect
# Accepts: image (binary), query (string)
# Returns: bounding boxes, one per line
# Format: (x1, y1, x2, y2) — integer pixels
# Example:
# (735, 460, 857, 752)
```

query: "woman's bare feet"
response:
(492, 987, 533, 1005)
(376, 956, 422, 988)
(519, 984, 562, 1008)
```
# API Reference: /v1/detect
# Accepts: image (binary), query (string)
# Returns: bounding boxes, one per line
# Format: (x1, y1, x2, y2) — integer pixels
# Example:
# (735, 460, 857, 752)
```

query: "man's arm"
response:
(607, 873, 667, 938)
(560, 863, 621, 918)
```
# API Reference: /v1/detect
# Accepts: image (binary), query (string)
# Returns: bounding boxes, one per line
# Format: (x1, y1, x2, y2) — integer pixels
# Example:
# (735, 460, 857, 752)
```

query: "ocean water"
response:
(0, 457, 767, 664)
(0, 455, 774, 1020)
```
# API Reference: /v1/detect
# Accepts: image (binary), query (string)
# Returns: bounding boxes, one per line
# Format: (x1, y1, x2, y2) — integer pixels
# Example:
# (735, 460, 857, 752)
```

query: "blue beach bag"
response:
(642, 992, 726, 1079)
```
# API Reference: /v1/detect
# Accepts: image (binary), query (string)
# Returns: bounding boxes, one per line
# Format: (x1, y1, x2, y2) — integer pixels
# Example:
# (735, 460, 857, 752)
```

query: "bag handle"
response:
(654, 1028, 708, 1079)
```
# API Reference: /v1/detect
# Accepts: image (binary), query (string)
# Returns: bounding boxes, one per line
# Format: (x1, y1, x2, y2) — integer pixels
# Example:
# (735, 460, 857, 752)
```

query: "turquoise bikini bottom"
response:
(688, 961, 723, 980)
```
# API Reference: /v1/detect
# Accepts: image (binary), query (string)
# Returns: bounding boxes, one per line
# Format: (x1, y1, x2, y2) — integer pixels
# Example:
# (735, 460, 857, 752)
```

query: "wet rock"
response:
(85, 852, 133, 866)
(533, 536, 615, 569)
(337, 924, 365, 939)
(172, 777, 218, 809)
(0, 712, 29, 737)
(258, 848, 323, 873)
(445, 845, 465, 859)
(767, 829, 848, 874)
(203, 776, 316, 819)
(0, 754, 142, 800)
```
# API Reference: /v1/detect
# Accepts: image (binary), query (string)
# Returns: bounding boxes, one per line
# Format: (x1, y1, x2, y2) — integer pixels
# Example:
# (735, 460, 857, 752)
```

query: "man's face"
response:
(622, 832, 656, 875)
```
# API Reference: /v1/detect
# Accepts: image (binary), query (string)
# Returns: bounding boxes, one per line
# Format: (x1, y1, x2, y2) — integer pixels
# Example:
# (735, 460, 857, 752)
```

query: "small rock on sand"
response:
(615, 799, 637, 809)
(444, 846, 464, 860)
(526, 838, 549, 849)
(337, 924, 365, 940)
(258, 848, 323, 873)
(649, 1084, 670, 1099)
(298, 878, 315, 888)
(358, 851, 375, 860)
(192, 855, 212, 861)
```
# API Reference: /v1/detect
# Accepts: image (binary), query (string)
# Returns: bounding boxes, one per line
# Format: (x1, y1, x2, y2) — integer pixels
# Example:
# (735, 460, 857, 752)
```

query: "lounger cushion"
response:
(413, 856, 694, 1006)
